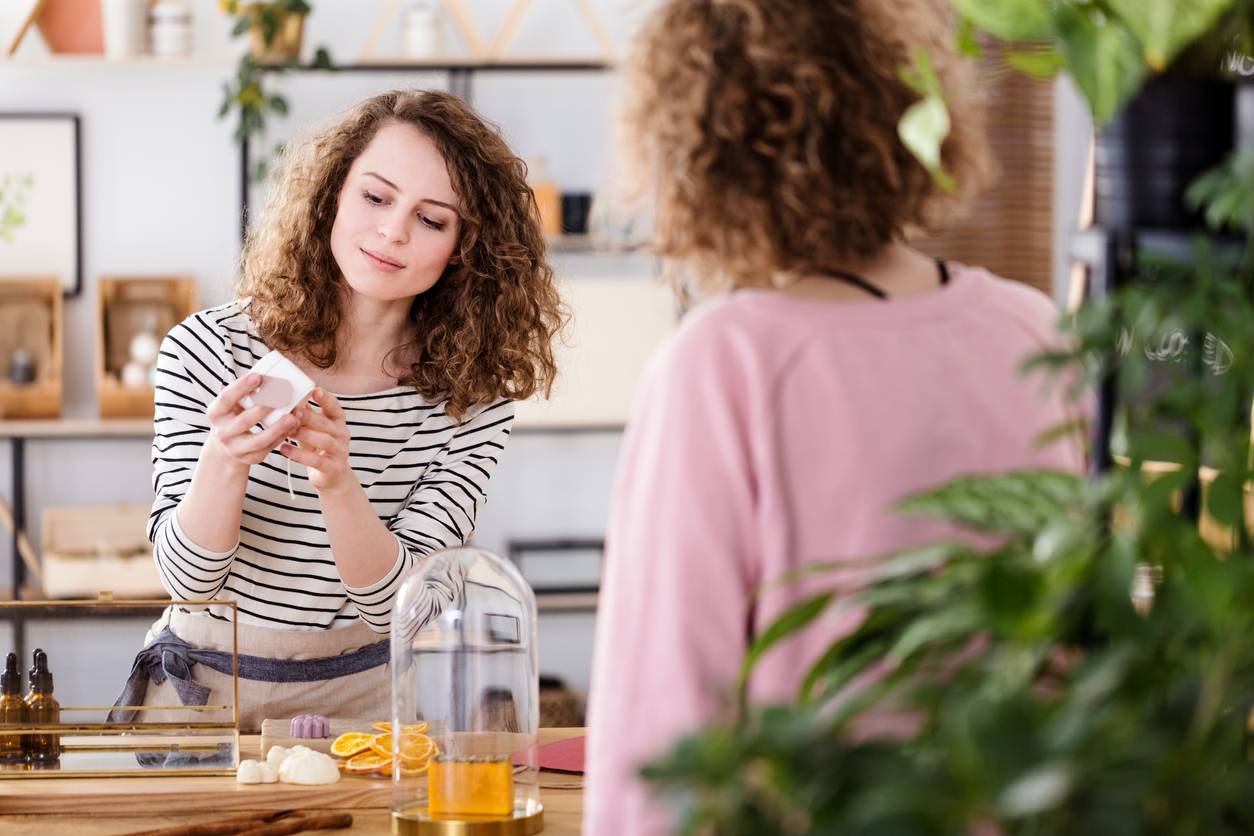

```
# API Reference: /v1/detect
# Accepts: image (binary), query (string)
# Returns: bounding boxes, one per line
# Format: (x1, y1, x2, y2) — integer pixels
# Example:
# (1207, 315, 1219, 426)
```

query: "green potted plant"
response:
(216, 0, 331, 181)
(643, 3, 1254, 833)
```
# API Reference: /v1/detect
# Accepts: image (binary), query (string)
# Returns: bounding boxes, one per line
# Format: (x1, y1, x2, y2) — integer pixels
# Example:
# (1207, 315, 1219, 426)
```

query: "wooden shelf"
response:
(284, 56, 614, 72)
(0, 417, 152, 439)
(536, 591, 598, 612)
(0, 55, 234, 69)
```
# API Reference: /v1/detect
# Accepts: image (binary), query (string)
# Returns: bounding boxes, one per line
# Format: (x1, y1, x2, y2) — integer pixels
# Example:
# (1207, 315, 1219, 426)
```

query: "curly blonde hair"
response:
(236, 89, 564, 420)
(622, 0, 991, 293)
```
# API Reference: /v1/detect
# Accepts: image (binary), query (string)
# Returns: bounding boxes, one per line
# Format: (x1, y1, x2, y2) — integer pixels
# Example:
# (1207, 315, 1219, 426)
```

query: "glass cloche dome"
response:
(391, 546, 543, 835)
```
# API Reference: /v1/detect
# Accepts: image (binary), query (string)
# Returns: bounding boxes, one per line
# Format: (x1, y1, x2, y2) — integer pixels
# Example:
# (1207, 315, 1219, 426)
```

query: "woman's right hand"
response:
(203, 373, 300, 469)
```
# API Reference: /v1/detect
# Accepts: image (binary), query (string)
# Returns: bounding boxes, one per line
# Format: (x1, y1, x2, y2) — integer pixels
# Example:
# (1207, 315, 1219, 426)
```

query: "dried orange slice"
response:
(344, 750, 392, 774)
(370, 732, 393, 759)
(398, 734, 436, 765)
(372, 721, 430, 735)
(330, 732, 374, 758)
(399, 760, 430, 777)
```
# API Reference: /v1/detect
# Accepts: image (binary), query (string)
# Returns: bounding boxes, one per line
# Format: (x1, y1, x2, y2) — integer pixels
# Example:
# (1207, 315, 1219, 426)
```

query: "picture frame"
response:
(0, 113, 83, 297)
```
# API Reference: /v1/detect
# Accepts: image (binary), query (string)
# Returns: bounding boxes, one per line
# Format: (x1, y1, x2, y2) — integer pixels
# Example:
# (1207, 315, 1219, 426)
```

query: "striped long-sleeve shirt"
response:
(149, 301, 514, 634)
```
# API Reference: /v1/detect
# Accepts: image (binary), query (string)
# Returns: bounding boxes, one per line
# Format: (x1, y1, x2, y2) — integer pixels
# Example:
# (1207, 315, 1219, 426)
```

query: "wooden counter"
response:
(0, 728, 586, 835)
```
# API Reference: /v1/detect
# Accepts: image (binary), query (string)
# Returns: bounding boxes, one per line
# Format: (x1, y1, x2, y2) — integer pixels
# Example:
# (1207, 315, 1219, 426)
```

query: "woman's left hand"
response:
(280, 388, 355, 493)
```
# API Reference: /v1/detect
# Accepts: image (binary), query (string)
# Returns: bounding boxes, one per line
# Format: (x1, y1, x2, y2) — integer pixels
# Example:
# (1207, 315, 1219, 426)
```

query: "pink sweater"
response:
(583, 265, 1086, 835)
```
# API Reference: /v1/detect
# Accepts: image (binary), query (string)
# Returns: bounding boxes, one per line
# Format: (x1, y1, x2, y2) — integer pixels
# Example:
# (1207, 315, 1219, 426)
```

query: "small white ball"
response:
(129, 332, 160, 367)
(120, 361, 148, 388)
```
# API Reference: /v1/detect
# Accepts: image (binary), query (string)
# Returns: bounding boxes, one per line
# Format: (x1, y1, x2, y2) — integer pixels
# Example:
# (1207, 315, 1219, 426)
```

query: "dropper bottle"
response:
(24, 648, 59, 764)
(0, 653, 27, 763)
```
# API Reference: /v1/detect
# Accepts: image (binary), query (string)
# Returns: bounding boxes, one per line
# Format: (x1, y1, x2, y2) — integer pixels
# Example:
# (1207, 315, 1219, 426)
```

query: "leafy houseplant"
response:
(216, 0, 331, 182)
(643, 2, 1254, 833)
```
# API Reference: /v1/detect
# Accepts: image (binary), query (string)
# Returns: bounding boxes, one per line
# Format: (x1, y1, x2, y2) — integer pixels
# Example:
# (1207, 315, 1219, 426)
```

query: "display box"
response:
(96, 276, 197, 418)
(0, 597, 239, 779)
(0, 278, 62, 419)
(39, 505, 165, 600)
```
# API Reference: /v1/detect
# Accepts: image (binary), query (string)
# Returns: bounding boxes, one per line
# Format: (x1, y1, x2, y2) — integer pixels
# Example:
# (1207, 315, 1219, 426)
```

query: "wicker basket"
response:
(538, 676, 584, 728)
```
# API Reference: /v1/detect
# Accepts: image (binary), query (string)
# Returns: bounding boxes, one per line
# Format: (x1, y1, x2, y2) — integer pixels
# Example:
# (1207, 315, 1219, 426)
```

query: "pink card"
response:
(513, 735, 585, 774)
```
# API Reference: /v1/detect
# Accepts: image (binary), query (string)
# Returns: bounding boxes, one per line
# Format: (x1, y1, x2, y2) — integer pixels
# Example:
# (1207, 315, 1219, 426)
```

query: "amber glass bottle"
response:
(0, 652, 27, 763)
(24, 648, 59, 764)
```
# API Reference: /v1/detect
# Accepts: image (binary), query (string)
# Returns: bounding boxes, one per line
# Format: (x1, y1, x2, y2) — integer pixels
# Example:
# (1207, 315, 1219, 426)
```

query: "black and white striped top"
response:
(149, 301, 514, 634)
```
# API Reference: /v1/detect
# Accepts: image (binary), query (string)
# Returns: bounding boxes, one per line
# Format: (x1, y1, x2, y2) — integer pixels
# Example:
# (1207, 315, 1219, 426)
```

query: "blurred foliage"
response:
(647, 3, 1254, 829)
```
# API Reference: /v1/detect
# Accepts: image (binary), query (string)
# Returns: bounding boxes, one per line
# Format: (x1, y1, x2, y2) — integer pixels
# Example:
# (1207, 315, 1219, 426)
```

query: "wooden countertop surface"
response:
(0, 727, 586, 835)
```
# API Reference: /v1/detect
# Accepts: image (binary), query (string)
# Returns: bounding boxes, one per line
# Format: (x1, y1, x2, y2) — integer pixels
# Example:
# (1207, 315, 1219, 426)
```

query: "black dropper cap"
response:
(1, 653, 18, 696)
(29, 648, 52, 694)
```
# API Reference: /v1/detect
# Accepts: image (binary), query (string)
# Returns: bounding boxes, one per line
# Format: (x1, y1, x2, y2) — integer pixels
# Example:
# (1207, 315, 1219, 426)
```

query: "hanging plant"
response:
(216, 0, 332, 182)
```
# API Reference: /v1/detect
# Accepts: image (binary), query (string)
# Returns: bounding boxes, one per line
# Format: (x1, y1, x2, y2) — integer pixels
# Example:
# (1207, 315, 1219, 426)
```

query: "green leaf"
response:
(312, 47, 334, 70)
(1105, 0, 1232, 71)
(1206, 469, 1243, 527)
(955, 17, 983, 59)
(887, 606, 980, 666)
(997, 763, 1073, 817)
(898, 470, 1085, 535)
(231, 16, 252, 38)
(898, 94, 955, 191)
(738, 590, 836, 695)
(1005, 48, 1066, 79)
(268, 94, 289, 115)
(1054, 4, 1147, 123)
(951, 0, 1053, 41)
(898, 48, 942, 98)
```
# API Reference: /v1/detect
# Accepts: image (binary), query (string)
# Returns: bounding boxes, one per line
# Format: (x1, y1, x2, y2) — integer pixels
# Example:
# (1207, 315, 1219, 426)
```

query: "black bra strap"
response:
(825, 268, 888, 300)
(821, 258, 949, 300)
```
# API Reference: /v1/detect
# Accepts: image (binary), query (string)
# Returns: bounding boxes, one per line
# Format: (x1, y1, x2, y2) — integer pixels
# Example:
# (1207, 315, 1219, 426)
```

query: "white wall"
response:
(0, 1, 1093, 708)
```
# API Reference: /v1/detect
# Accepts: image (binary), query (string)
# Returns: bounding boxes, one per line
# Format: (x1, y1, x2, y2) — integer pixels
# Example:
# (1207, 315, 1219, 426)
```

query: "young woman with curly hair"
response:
(110, 90, 563, 730)
(584, 1, 1085, 832)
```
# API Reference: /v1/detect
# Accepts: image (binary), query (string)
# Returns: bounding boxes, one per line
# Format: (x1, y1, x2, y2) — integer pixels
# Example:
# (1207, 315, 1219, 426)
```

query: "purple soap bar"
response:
(290, 714, 330, 738)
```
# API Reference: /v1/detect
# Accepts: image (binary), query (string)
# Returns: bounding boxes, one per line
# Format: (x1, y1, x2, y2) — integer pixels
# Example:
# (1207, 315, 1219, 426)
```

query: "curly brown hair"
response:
(236, 89, 564, 420)
(621, 0, 991, 293)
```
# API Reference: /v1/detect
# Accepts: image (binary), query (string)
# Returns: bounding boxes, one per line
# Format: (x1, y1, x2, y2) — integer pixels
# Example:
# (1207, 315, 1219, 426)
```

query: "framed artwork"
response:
(0, 113, 83, 297)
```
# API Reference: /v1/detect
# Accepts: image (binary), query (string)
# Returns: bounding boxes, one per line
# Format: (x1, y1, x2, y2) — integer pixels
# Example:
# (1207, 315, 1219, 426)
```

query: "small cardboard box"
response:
(40, 504, 167, 599)
(0, 277, 62, 419)
(96, 276, 198, 418)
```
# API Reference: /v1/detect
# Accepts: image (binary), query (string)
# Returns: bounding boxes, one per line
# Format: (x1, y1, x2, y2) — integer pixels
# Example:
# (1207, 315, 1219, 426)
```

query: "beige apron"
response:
(132, 607, 390, 732)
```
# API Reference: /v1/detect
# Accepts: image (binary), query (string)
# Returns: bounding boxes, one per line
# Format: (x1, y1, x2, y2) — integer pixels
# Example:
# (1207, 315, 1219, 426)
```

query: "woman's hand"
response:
(281, 388, 356, 493)
(204, 373, 300, 470)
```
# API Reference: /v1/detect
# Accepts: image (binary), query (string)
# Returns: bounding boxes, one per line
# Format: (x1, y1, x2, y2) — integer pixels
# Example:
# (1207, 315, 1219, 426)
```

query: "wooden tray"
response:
(0, 729, 584, 815)
(0, 734, 390, 815)
(259, 717, 377, 758)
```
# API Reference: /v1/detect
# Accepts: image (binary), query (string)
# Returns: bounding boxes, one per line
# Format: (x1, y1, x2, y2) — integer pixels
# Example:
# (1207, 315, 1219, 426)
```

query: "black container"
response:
(1095, 76, 1235, 231)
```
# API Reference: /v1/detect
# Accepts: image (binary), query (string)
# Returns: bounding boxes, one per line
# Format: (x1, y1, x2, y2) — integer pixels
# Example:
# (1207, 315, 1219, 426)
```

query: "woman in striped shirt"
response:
(111, 90, 563, 731)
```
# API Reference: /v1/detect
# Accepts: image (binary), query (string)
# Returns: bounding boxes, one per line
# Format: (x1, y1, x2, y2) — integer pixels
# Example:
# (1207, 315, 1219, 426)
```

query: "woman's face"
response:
(330, 121, 462, 304)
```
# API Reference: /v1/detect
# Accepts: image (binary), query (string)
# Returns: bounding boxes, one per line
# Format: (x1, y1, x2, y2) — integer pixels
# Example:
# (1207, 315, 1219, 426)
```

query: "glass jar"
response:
(391, 547, 543, 835)
(403, 2, 442, 59)
(149, 0, 193, 58)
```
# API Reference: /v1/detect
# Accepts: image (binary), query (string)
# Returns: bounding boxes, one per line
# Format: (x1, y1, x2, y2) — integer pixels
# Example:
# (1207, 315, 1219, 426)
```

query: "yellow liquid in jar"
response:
(427, 756, 514, 818)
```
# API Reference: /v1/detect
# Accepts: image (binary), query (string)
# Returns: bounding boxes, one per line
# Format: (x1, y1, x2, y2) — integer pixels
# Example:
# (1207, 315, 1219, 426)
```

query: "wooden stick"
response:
(5, 0, 46, 57)
(488, 0, 534, 59)
(359, 0, 401, 61)
(122, 810, 301, 836)
(442, 0, 485, 58)
(237, 813, 353, 836)
(0, 493, 43, 582)
(574, 0, 616, 62)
